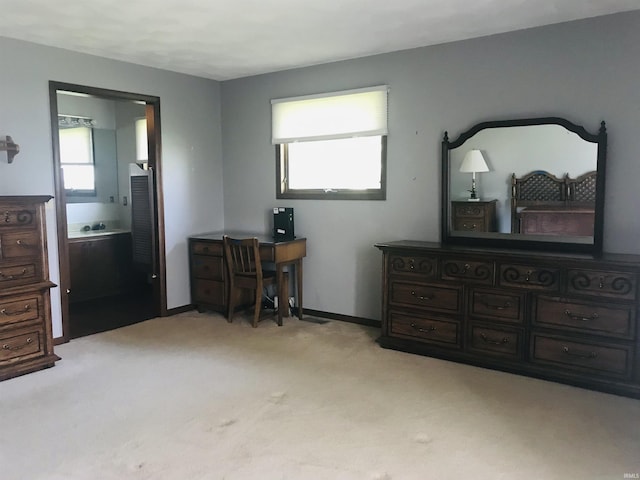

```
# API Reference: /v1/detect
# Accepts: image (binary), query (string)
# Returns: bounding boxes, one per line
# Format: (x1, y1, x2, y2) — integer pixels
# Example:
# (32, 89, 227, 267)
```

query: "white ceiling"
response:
(1, 0, 639, 81)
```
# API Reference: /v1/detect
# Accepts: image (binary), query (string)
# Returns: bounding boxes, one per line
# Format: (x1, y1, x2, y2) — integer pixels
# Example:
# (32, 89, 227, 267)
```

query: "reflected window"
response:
(59, 126, 95, 195)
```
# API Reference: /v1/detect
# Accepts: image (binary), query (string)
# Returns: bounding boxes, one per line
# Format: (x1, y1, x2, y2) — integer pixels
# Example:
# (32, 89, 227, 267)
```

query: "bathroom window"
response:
(59, 126, 96, 195)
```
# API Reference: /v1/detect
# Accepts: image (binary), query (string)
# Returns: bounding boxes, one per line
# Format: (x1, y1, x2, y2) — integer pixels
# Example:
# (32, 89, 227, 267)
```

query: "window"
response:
(59, 126, 95, 195)
(135, 117, 148, 162)
(272, 86, 388, 200)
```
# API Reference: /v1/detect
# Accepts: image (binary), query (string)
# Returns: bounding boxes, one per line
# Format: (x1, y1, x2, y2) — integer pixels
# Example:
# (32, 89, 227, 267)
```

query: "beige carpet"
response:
(1, 311, 639, 480)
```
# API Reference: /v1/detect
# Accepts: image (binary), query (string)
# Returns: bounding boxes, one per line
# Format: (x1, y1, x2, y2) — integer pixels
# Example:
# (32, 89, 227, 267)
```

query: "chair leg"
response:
(227, 284, 236, 323)
(253, 281, 263, 328)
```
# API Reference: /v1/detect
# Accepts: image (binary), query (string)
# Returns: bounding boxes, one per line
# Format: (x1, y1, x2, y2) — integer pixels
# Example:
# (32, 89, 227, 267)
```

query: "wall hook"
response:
(0, 136, 20, 163)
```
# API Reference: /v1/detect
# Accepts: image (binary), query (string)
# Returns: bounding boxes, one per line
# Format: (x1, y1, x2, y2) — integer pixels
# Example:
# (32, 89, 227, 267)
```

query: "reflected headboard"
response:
(511, 170, 596, 235)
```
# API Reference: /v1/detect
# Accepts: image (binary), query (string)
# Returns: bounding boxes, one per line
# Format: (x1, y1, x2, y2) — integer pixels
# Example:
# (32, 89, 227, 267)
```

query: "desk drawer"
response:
(390, 311, 461, 348)
(191, 255, 224, 281)
(192, 279, 225, 306)
(191, 241, 223, 257)
(390, 281, 461, 314)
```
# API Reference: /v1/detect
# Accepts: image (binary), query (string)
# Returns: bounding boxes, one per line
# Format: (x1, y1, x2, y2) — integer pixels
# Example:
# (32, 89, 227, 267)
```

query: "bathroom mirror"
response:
(441, 117, 607, 254)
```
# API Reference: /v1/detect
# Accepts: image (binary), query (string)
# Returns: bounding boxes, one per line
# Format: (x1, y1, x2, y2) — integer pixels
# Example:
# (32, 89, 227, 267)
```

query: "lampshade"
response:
(460, 150, 489, 173)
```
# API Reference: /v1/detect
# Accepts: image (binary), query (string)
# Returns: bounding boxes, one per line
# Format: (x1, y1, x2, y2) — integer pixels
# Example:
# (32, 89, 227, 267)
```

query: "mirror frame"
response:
(441, 117, 607, 255)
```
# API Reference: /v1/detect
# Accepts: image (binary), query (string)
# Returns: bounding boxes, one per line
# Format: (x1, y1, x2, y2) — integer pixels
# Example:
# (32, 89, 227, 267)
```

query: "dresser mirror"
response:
(441, 117, 607, 254)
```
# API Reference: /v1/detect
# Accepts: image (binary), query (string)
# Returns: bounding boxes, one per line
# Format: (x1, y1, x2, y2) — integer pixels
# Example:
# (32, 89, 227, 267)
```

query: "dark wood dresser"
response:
(0, 196, 59, 381)
(451, 200, 497, 232)
(375, 240, 640, 398)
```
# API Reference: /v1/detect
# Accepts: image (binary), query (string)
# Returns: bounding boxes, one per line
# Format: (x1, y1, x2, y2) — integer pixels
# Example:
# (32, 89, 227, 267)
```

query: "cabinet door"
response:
(69, 235, 133, 302)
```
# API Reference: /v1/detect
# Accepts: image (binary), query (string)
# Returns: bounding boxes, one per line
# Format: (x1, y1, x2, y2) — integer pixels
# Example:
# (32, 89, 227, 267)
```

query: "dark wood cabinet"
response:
(375, 240, 640, 398)
(0, 196, 58, 381)
(68, 233, 133, 303)
(451, 200, 497, 232)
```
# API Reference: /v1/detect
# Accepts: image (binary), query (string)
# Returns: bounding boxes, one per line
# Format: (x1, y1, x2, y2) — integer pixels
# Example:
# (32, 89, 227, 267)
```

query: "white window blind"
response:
(135, 118, 148, 161)
(271, 85, 388, 144)
(59, 127, 93, 164)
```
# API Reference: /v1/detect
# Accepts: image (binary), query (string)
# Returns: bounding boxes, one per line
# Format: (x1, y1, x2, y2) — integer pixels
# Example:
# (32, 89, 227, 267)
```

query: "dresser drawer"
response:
(469, 323, 523, 359)
(390, 312, 461, 348)
(441, 258, 494, 285)
(0, 295, 40, 327)
(499, 264, 560, 291)
(0, 231, 40, 260)
(192, 278, 225, 306)
(0, 327, 44, 364)
(0, 207, 37, 229)
(469, 288, 524, 324)
(191, 255, 224, 280)
(190, 241, 223, 257)
(388, 255, 437, 278)
(535, 296, 635, 339)
(0, 263, 38, 287)
(390, 281, 461, 313)
(567, 269, 636, 301)
(530, 334, 632, 378)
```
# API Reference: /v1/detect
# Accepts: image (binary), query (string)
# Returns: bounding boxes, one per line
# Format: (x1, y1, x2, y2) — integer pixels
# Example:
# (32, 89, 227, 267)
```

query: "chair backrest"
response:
(223, 236, 263, 278)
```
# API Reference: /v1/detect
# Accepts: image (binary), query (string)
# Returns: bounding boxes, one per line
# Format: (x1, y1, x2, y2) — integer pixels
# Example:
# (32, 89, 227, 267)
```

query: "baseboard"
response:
(166, 304, 197, 316)
(301, 308, 381, 328)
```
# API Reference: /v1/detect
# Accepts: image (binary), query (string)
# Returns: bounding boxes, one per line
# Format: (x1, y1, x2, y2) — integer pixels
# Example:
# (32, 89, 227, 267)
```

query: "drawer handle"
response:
(564, 309, 599, 322)
(462, 223, 477, 231)
(599, 277, 605, 289)
(481, 300, 512, 311)
(1, 305, 31, 316)
(2, 337, 33, 351)
(409, 260, 415, 270)
(410, 323, 437, 334)
(525, 270, 532, 282)
(4, 211, 9, 223)
(562, 345, 597, 359)
(480, 333, 509, 345)
(410, 291, 433, 301)
(0, 268, 28, 280)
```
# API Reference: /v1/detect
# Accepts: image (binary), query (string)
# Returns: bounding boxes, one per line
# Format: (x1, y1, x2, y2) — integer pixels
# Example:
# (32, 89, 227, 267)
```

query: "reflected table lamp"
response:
(460, 149, 489, 201)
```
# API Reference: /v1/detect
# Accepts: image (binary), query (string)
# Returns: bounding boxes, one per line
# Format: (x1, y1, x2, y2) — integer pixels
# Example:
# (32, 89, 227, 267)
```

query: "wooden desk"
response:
(188, 232, 306, 321)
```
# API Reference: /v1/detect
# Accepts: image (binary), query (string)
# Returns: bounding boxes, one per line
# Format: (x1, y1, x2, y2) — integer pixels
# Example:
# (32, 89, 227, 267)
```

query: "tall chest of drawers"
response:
(0, 196, 59, 381)
(375, 240, 640, 398)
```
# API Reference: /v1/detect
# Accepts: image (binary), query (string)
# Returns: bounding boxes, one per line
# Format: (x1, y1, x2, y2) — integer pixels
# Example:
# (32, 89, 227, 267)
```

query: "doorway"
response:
(49, 82, 167, 341)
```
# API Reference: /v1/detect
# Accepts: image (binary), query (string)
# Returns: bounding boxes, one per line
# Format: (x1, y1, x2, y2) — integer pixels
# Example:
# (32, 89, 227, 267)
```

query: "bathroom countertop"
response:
(68, 229, 131, 240)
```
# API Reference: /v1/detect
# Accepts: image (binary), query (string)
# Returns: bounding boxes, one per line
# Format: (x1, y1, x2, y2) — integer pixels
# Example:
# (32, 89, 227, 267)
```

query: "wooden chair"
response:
(223, 235, 282, 327)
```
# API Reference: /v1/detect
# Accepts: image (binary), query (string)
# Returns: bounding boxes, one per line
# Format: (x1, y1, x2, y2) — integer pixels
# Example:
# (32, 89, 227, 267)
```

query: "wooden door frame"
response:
(49, 81, 167, 343)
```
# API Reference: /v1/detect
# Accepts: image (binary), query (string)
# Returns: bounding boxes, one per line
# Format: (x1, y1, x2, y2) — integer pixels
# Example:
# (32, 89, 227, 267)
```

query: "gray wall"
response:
(220, 11, 640, 321)
(0, 37, 224, 337)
